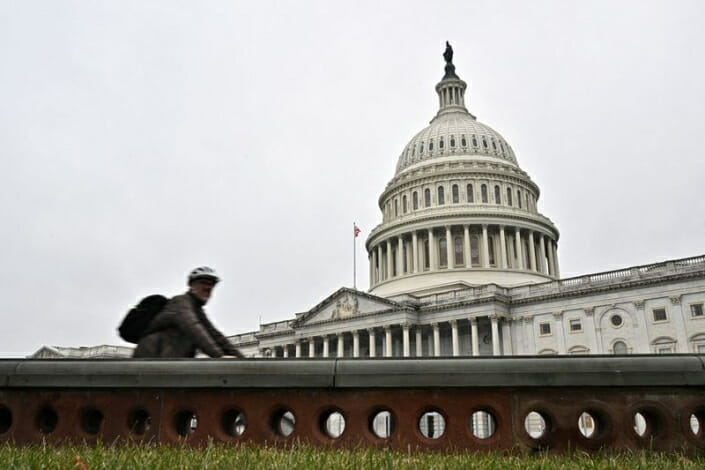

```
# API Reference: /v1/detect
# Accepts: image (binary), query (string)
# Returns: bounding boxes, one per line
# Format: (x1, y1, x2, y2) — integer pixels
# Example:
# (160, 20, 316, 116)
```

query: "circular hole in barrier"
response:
(370, 410, 394, 438)
(0, 406, 12, 434)
(221, 409, 246, 437)
(610, 314, 623, 327)
(470, 410, 496, 439)
(80, 408, 104, 435)
(36, 407, 58, 434)
(271, 409, 296, 437)
(127, 409, 151, 436)
(321, 410, 346, 439)
(689, 408, 705, 439)
(578, 411, 596, 438)
(419, 410, 445, 439)
(632, 408, 663, 439)
(174, 410, 197, 438)
(524, 411, 548, 439)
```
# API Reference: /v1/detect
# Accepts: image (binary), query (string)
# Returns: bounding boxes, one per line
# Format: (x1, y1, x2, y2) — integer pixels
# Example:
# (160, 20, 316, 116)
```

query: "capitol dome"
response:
(366, 43, 561, 297)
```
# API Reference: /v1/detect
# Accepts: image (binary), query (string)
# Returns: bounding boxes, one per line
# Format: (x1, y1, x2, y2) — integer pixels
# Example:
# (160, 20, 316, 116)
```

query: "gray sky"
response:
(1, 1, 704, 356)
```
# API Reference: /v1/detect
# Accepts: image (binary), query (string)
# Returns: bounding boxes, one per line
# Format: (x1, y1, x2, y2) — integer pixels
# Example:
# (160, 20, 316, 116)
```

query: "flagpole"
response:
(353, 222, 357, 290)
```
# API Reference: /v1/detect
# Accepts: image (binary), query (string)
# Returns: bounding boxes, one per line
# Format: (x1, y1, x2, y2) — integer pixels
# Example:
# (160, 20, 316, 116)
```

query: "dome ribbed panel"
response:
(395, 113, 517, 175)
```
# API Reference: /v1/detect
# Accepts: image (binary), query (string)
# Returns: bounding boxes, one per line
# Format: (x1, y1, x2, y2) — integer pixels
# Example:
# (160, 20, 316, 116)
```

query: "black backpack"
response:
(118, 294, 169, 344)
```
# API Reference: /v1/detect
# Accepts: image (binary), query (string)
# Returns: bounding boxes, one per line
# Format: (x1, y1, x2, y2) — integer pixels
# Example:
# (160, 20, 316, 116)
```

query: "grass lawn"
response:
(1, 442, 703, 469)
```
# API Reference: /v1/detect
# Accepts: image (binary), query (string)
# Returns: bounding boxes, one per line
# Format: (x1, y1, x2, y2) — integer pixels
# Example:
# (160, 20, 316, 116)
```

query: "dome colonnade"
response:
(366, 43, 560, 296)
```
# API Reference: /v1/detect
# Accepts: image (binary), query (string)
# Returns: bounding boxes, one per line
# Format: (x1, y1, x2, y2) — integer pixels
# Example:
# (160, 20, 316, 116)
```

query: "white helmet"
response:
(188, 266, 220, 284)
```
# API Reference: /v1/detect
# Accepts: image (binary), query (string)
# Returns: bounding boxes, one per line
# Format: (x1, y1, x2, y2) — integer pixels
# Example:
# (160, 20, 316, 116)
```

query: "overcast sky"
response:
(1, 1, 704, 356)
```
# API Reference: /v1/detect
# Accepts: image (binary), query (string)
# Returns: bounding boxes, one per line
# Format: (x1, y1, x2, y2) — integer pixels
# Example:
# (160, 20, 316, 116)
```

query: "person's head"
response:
(187, 266, 220, 303)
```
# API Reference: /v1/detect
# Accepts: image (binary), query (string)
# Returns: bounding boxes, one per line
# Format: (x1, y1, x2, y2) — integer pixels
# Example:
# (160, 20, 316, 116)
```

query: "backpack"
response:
(118, 294, 169, 344)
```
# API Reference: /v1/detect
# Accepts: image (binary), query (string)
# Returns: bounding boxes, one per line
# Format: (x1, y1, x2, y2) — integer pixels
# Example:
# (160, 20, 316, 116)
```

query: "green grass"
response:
(0, 442, 703, 469)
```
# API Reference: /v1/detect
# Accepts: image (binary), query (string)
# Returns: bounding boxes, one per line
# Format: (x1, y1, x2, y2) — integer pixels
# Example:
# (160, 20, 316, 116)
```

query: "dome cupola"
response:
(367, 43, 561, 297)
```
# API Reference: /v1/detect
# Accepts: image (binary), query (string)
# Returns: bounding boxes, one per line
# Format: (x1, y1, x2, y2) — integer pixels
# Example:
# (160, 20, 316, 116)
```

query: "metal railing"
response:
(1, 355, 704, 452)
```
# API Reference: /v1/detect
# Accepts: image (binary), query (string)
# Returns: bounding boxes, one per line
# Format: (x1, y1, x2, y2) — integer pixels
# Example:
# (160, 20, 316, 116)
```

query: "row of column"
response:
(370, 224, 559, 286)
(268, 316, 507, 359)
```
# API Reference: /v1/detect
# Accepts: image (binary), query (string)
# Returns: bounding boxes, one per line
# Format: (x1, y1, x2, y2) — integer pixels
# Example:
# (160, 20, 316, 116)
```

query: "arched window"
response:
(507, 188, 512, 206)
(452, 184, 459, 203)
(494, 185, 501, 204)
(402, 244, 408, 273)
(500, 141, 505, 154)
(472, 136, 478, 147)
(412, 146, 415, 157)
(439, 237, 448, 268)
(467, 184, 474, 203)
(482, 137, 488, 149)
(454, 236, 464, 266)
(488, 235, 496, 266)
(419, 142, 424, 155)
(492, 139, 497, 150)
(429, 139, 434, 151)
(450, 136, 456, 148)
(461, 136, 467, 147)
(517, 190, 522, 208)
(437, 186, 445, 205)
(423, 239, 430, 270)
(439, 137, 444, 149)
(424, 188, 431, 207)
(470, 236, 480, 266)
(394, 199, 398, 217)
(412, 191, 418, 210)
(481, 184, 488, 203)
(403, 195, 407, 213)
(613, 341, 628, 355)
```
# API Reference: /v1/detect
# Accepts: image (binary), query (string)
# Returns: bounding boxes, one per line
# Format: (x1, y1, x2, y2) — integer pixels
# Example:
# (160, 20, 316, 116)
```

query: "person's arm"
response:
(169, 296, 225, 358)
(198, 314, 244, 357)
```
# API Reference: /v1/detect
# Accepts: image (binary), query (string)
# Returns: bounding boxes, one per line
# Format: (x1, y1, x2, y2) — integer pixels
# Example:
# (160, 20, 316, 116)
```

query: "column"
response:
(386, 239, 393, 278)
(376, 245, 383, 281)
(428, 229, 436, 271)
(337, 333, 344, 357)
(502, 320, 513, 355)
(490, 315, 501, 356)
(481, 225, 490, 268)
(308, 338, 315, 358)
(445, 226, 453, 268)
(499, 226, 508, 269)
(415, 327, 423, 357)
(547, 238, 555, 277)
(322, 336, 329, 358)
(283, 345, 289, 358)
(352, 330, 360, 357)
(384, 326, 393, 357)
(369, 253, 374, 286)
(463, 225, 471, 267)
(295, 340, 301, 358)
(539, 235, 547, 274)
(432, 323, 441, 357)
(368, 328, 376, 358)
(470, 318, 479, 356)
(397, 235, 404, 276)
(514, 228, 524, 270)
(528, 231, 536, 271)
(412, 231, 419, 274)
(402, 323, 410, 357)
(450, 320, 459, 356)
(552, 242, 560, 278)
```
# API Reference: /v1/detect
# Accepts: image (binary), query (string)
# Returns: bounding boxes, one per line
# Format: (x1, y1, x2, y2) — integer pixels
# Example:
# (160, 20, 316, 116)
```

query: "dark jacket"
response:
(133, 292, 241, 358)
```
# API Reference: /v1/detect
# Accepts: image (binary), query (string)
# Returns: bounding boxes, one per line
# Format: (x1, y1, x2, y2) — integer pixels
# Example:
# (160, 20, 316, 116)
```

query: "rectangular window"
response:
(657, 346, 673, 354)
(569, 319, 582, 332)
(652, 308, 667, 322)
(698, 344, 705, 353)
(691, 303, 704, 317)
(539, 322, 551, 336)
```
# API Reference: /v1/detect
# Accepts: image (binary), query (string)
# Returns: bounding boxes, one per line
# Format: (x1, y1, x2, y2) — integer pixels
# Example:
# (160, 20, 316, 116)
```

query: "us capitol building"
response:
(31, 45, 705, 360)
(228, 44, 705, 359)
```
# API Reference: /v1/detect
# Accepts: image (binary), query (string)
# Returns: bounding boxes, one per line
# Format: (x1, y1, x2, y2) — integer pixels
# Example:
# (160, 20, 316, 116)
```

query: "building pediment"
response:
(293, 287, 406, 327)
